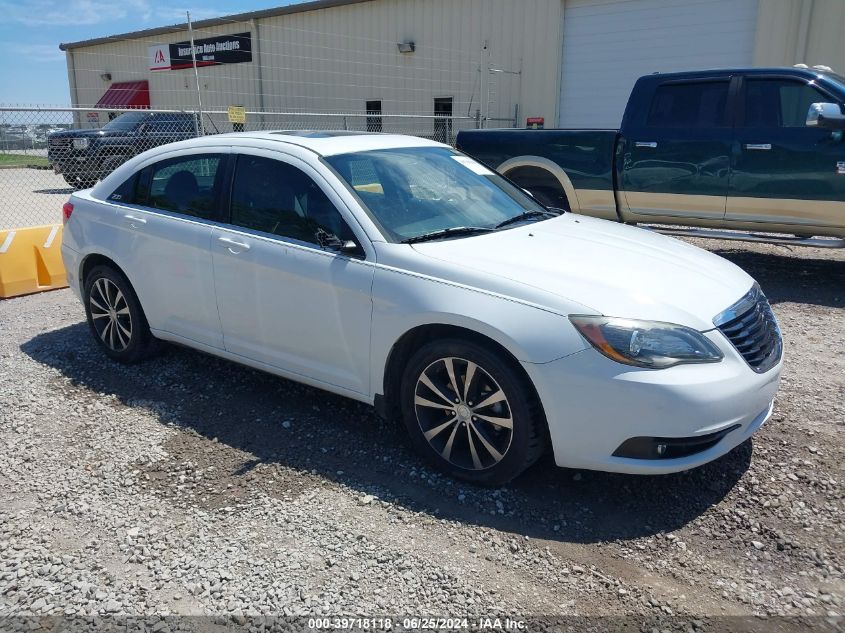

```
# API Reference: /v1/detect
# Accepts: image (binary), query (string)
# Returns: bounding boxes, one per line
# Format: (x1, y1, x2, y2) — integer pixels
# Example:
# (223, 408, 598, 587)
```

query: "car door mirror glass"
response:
(806, 102, 845, 129)
(316, 228, 359, 254)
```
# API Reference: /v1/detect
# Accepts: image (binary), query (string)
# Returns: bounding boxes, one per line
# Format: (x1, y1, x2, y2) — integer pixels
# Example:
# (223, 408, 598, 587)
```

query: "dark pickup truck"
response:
(47, 111, 198, 189)
(457, 67, 845, 247)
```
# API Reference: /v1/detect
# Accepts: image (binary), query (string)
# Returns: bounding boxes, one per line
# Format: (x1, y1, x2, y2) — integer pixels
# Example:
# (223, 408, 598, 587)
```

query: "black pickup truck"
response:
(457, 67, 845, 247)
(47, 111, 198, 189)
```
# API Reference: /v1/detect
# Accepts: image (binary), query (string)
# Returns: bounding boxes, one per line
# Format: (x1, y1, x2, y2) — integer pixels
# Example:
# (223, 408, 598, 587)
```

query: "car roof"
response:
(205, 130, 449, 156)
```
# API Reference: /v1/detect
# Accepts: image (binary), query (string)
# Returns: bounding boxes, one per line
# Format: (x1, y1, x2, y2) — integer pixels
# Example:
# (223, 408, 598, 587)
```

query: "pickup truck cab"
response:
(48, 111, 198, 189)
(457, 67, 845, 247)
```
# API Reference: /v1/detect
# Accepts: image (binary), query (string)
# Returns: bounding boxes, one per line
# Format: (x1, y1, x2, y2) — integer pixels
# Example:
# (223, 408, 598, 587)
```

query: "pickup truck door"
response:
(728, 76, 845, 233)
(620, 77, 733, 222)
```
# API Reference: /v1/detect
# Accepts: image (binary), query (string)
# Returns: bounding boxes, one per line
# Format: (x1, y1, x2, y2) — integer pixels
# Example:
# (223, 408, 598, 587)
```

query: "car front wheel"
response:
(400, 339, 546, 485)
(83, 265, 157, 363)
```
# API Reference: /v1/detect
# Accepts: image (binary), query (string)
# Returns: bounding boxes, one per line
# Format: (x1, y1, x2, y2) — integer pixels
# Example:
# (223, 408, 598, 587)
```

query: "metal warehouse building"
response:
(60, 0, 845, 131)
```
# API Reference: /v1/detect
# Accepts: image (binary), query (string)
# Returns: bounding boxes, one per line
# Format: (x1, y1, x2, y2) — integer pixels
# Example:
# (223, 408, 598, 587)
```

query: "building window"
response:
(366, 100, 382, 132)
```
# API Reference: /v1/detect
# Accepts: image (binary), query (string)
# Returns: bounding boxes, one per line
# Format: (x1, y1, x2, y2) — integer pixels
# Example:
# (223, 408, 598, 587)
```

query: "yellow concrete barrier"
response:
(0, 224, 68, 299)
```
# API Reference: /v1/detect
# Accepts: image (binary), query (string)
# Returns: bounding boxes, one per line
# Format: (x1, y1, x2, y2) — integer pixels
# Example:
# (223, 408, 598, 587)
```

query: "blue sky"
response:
(0, 0, 303, 105)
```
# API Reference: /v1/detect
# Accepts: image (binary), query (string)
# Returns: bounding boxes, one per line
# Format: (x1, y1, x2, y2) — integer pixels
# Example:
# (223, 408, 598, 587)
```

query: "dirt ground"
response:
(0, 237, 843, 632)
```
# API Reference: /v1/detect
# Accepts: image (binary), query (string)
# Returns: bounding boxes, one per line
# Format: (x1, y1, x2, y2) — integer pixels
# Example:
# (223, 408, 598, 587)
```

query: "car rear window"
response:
(146, 154, 224, 220)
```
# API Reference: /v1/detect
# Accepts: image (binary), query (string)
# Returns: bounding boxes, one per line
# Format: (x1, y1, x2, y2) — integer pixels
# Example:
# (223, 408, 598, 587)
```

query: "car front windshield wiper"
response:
(494, 209, 560, 230)
(401, 226, 497, 244)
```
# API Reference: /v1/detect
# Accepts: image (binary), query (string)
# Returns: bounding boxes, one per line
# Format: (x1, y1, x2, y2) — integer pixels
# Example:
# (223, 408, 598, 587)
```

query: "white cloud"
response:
(10, 43, 66, 62)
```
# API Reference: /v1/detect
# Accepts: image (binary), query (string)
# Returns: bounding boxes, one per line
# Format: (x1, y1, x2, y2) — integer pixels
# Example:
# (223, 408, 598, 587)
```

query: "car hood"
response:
(409, 214, 754, 331)
(48, 129, 132, 139)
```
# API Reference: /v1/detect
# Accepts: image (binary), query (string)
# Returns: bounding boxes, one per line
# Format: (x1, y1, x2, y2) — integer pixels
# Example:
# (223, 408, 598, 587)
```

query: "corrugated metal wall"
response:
(66, 0, 563, 127)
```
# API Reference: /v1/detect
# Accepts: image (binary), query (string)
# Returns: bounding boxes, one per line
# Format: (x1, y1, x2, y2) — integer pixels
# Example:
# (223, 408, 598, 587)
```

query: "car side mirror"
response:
(806, 102, 845, 130)
(316, 229, 360, 255)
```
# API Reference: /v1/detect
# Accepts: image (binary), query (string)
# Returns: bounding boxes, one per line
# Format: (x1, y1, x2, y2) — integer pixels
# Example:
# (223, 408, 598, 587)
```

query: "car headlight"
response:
(72, 138, 89, 149)
(569, 316, 723, 369)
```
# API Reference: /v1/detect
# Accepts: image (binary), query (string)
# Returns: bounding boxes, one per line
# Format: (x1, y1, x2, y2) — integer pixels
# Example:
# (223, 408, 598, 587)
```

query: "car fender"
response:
(369, 263, 589, 399)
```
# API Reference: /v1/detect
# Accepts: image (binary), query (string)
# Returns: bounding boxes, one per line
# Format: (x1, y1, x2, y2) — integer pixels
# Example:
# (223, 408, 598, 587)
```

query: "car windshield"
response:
(324, 146, 553, 242)
(102, 112, 149, 131)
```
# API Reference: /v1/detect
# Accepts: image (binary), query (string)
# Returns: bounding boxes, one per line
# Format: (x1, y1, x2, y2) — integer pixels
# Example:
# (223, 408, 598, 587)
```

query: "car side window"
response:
(147, 154, 223, 220)
(647, 81, 730, 128)
(108, 173, 138, 204)
(229, 154, 354, 246)
(744, 79, 830, 128)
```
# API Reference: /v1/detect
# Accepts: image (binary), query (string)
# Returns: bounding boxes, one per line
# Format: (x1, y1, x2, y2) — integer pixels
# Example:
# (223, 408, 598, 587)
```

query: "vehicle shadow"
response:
(22, 323, 751, 545)
(33, 188, 75, 195)
(710, 247, 845, 308)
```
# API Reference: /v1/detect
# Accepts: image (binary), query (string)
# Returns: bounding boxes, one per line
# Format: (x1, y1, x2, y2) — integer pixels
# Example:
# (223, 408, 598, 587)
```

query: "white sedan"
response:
(61, 131, 783, 484)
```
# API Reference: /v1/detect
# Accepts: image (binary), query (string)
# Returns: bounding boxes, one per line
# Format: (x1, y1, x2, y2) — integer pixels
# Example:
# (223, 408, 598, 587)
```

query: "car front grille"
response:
(714, 284, 782, 373)
(48, 137, 73, 158)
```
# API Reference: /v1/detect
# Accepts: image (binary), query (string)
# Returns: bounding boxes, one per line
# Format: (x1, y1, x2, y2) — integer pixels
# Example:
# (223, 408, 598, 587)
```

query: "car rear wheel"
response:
(83, 265, 157, 363)
(400, 339, 546, 485)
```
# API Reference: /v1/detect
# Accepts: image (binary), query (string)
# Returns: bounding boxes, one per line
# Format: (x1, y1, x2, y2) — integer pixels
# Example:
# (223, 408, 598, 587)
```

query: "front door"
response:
(728, 76, 845, 233)
(211, 151, 374, 394)
(621, 78, 733, 222)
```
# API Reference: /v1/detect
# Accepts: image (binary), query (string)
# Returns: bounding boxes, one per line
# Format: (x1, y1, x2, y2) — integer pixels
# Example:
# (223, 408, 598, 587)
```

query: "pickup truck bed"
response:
(457, 67, 845, 245)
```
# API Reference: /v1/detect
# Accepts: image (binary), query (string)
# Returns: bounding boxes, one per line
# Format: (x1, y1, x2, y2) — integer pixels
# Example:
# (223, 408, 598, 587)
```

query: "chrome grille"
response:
(714, 284, 782, 373)
(48, 137, 72, 158)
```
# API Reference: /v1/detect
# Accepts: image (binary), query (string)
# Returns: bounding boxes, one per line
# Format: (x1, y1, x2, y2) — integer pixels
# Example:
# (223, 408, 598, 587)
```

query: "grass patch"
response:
(0, 154, 50, 168)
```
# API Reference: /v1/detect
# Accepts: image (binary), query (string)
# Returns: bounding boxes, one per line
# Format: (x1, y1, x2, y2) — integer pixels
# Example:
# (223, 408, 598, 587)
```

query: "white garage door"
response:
(558, 0, 759, 128)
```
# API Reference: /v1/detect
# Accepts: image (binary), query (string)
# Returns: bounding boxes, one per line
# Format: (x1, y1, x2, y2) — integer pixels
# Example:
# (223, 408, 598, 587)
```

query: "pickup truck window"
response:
(647, 81, 729, 128)
(102, 112, 149, 131)
(744, 79, 831, 128)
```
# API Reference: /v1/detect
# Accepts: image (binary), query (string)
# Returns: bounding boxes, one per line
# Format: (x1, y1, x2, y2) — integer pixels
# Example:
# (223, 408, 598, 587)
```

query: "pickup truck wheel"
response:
(400, 339, 546, 485)
(83, 265, 157, 364)
(63, 174, 97, 190)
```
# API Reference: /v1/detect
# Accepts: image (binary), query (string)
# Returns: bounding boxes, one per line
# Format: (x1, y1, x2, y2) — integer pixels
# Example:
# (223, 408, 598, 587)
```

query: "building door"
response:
(434, 97, 453, 144)
(558, 0, 758, 128)
(366, 100, 382, 132)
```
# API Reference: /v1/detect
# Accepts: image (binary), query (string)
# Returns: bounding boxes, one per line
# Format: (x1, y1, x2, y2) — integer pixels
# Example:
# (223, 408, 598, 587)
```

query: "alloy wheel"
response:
(414, 356, 514, 471)
(89, 277, 132, 352)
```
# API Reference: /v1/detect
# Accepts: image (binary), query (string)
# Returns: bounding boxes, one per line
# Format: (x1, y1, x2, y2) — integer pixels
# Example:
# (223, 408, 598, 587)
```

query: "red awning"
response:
(95, 81, 150, 109)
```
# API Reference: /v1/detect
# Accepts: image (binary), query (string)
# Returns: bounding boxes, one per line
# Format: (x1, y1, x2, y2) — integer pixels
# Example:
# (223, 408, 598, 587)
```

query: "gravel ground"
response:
(0, 238, 843, 630)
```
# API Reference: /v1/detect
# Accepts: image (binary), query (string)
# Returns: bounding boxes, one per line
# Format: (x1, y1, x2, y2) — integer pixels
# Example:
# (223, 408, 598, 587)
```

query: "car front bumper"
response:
(522, 330, 782, 475)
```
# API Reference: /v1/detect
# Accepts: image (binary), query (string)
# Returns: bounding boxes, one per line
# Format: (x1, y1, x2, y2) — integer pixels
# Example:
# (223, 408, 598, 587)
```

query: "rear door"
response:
(727, 76, 845, 233)
(621, 77, 734, 222)
(110, 150, 228, 348)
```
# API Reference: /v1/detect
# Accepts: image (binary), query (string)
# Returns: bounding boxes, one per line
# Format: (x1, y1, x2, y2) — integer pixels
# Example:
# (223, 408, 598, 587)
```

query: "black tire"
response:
(400, 338, 547, 485)
(63, 173, 97, 190)
(83, 265, 157, 363)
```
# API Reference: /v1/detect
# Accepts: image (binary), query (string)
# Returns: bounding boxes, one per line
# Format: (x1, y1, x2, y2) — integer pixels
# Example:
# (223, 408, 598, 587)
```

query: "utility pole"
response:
(187, 11, 205, 136)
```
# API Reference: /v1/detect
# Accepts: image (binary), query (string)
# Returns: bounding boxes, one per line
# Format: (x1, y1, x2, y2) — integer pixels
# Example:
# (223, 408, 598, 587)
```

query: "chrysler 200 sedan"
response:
(61, 131, 783, 484)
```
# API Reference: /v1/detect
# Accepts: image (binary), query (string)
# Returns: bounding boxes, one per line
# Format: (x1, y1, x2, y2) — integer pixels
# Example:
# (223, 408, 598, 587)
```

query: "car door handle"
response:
(744, 143, 772, 150)
(635, 141, 658, 148)
(123, 214, 147, 226)
(217, 236, 251, 252)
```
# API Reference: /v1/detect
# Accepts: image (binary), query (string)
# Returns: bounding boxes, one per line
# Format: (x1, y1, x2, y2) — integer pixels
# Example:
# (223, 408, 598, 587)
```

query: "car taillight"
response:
(62, 202, 74, 224)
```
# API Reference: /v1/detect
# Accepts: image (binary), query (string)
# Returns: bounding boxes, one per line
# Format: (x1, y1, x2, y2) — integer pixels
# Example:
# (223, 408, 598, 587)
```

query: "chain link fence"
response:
(0, 106, 480, 231)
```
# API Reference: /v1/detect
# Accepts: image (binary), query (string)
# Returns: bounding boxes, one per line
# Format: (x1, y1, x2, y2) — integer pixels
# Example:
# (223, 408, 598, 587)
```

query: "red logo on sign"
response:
(154, 49, 165, 63)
